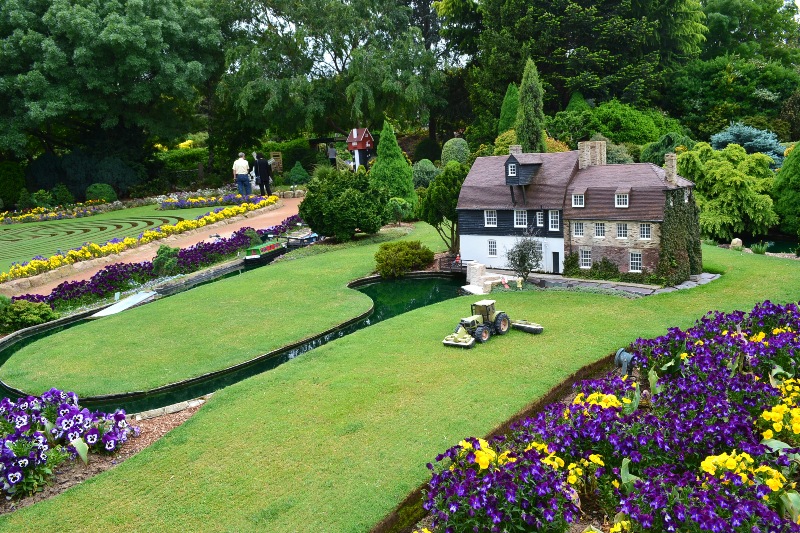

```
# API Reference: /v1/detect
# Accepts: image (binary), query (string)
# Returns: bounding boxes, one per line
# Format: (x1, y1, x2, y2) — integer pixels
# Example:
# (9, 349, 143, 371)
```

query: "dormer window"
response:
(508, 163, 517, 177)
(572, 194, 584, 207)
(615, 193, 629, 208)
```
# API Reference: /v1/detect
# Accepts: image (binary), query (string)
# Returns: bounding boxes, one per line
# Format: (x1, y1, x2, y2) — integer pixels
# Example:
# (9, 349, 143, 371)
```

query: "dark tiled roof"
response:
(568, 163, 693, 191)
(513, 153, 543, 165)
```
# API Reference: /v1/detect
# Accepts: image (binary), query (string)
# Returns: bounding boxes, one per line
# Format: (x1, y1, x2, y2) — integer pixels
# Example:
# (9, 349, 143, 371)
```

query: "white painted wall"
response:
(460, 235, 565, 274)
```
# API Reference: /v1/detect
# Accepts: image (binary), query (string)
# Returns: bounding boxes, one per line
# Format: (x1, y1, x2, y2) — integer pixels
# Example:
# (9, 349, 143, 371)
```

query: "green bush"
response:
(289, 161, 311, 185)
(369, 122, 416, 210)
(85, 183, 118, 203)
(31, 189, 54, 208)
(493, 130, 517, 156)
(261, 138, 324, 175)
(97, 157, 139, 197)
(441, 138, 470, 166)
(0, 161, 26, 210)
(52, 183, 75, 206)
(243, 229, 262, 247)
(386, 197, 413, 224)
(374, 240, 435, 278)
(154, 148, 209, 172)
(0, 300, 60, 334)
(412, 159, 440, 188)
(750, 241, 769, 254)
(152, 245, 180, 277)
(16, 188, 34, 210)
(413, 138, 441, 162)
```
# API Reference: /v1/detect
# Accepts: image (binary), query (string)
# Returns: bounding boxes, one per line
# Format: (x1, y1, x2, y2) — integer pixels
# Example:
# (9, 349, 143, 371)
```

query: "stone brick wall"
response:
(566, 219, 661, 272)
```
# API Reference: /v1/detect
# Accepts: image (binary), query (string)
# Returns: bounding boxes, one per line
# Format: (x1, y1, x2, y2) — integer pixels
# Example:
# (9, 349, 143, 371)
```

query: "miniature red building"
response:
(346, 128, 375, 170)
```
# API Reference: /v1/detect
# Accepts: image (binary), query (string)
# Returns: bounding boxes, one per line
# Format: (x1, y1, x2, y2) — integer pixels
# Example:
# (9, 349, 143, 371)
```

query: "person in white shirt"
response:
(232, 152, 251, 196)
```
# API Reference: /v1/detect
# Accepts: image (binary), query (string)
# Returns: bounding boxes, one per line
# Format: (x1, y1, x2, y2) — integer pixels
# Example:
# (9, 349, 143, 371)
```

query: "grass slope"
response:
(0, 205, 215, 273)
(0, 242, 798, 532)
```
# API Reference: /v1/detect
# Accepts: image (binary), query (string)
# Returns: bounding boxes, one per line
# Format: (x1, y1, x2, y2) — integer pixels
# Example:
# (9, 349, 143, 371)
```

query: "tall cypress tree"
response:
(369, 122, 416, 208)
(497, 83, 519, 135)
(515, 59, 546, 153)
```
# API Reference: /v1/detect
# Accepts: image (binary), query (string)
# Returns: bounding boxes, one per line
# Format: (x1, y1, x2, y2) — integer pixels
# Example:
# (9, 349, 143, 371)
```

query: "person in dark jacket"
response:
(254, 153, 273, 196)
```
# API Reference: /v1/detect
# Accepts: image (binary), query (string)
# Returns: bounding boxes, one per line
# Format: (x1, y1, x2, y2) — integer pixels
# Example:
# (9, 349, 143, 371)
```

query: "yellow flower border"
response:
(0, 197, 278, 284)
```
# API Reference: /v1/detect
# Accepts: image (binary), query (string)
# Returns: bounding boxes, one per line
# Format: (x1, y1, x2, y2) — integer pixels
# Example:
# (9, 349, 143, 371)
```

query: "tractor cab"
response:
(471, 300, 497, 324)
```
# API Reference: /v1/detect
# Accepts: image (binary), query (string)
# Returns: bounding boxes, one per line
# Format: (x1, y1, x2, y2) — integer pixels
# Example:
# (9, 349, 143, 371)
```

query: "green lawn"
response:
(0, 204, 216, 273)
(0, 232, 798, 532)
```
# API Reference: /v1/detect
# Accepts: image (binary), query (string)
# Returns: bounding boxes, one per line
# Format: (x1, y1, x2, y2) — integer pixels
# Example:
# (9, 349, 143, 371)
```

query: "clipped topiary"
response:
(369, 122, 416, 210)
(412, 159, 440, 188)
(290, 161, 311, 185)
(493, 130, 517, 155)
(85, 183, 118, 203)
(374, 240, 434, 278)
(498, 83, 519, 135)
(441, 137, 470, 165)
(0, 300, 59, 334)
(52, 183, 75, 206)
(152, 245, 180, 277)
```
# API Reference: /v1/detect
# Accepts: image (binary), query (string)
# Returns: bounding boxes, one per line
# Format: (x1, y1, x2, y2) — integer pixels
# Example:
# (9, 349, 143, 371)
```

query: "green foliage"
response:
(154, 148, 209, 172)
(710, 123, 784, 168)
(290, 161, 311, 185)
(593, 100, 670, 145)
(412, 159, 440, 188)
(413, 138, 441, 163)
(657, 189, 703, 285)
(589, 134, 633, 164)
(515, 59, 546, 153)
(85, 183, 118, 203)
(468, 143, 496, 166)
(261, 139, 325, 176)
(565, 92, 591, 113)
(51, 183, 75, 206)
(493, 130, 517, 156)
(152, 245, 180, 277)
(31, 189, 54, 209)
(780, 91, 800, 142)
(774, 143, 800, 234)
(300, 166, 385, 242)
(243, 229, 262, 247)
(505, 230, 543, 280)
(640, 132, 696, 166)
(677, 142, 778, 240)
(374, 240, 434, 278)
(0, 161, 25, 209)
(16, 188, 33, 210)
(545, 110, 601, 149)
(563, 253, 664, 285)
(497, 83, 519, 135)
(419, 161, 468, 252)
(386, 197, 413, 225)
(369, 123, 416, 209)
(0, 300, 59, 334)
(750, 241, 769, 254)
(96, 157, 138, 197)
(441, 137, 470, 165)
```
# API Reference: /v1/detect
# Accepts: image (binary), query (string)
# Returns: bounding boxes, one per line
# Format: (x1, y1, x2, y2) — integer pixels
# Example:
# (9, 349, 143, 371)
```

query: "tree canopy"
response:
(515, 59, 546, 153)
(368, 122, 416, 209)
(419, 161, 468, 252)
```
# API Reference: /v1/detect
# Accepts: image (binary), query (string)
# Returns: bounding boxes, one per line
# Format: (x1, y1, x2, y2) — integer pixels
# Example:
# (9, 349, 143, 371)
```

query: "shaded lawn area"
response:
(0, 204, 216, 273)
(1, 239, 799, 531)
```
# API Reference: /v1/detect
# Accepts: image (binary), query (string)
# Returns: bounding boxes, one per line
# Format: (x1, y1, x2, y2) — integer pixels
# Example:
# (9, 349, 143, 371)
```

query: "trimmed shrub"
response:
(412, 159, 440, 188)
(289, 161, 311, 185)
(52, 183, 75, 206)
(640, 132, 696, 166)
(413, 138, 441, 163)
(369, 122, 416, 209)
(590, 134, 633, 164)
(441, 137, 470, 165)
(0, 300, 59, 334)
(497, 83, 519, 135)
(16, 188, 34, 210)
(374, 240, 434, 278)
(31, 189, 54, 208)
(493, 130, 517, 156)
(710, 123, 785, 168)
(151, 245, 180, 277)
(85, 183, 118, 203)
(386, 197, 413, 224)
(154, 147, 208, 172)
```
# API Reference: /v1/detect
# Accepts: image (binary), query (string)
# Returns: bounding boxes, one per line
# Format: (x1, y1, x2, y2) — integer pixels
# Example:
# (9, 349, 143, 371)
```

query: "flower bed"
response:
(423, 300, 800, 532)
(0, 197, 278, 283)
(0, 202, 105, 225)
(14, 215, 303, 311)
(0, 388, 136, 497)
(159, 193, 277, 210)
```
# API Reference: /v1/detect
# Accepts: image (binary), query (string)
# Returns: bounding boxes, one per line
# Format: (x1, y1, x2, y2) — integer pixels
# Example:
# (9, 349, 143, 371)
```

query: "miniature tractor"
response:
(442, 299, 510, 348)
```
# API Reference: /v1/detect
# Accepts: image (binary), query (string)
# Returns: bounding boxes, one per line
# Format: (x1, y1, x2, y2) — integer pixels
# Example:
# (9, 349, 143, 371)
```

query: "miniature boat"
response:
(511, 319, 544, 334)
(285, 229, 319, 249)
(244, 238, 286, 264)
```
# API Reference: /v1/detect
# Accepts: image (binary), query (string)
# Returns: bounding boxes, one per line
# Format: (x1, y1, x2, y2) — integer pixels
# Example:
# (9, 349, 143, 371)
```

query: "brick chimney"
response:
(578, 141, 607, 169)
(664, 153, 677, 185)
(509, 144, 522, 155)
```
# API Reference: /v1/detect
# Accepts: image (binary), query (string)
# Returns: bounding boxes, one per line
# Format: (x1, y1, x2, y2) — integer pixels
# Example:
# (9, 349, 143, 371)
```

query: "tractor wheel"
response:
(494, 313, 510, 335)
(474, 325, 491, 343)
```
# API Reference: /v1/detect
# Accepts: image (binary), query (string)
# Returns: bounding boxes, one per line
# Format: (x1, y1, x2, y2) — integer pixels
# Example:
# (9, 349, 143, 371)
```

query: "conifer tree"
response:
(515, 59, 547, 153)
(498, 83, 519, 135)
(369, 122, 416, 209)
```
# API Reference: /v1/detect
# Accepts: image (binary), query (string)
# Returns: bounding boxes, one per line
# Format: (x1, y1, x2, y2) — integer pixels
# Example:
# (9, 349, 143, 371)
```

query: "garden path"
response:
(8, 197, 301, 298)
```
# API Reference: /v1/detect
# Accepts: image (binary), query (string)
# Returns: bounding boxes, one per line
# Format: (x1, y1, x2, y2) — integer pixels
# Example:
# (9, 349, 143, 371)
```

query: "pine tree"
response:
(369, 122, 416, 209)
(515, 59, 546, 153)
(497, 83, 519, 135)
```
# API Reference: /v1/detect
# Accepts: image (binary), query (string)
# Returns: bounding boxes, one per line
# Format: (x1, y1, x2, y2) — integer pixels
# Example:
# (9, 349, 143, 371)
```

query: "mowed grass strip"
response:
(0, 204, 215, 272)
(0, 228, 419, 396)
(1, 243, 799, 532)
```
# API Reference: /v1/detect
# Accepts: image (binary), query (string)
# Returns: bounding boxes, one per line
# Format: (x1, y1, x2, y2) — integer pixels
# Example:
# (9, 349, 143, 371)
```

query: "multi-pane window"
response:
(640, 223, 651, 239)
(595, 222, 605, 238)
(574, 222, 584, 237)
(615, 193, 629, 208)
(484, 210, 497, 227)
(630, 251, 643, 273)
(536, 211, 544, 227)
(617, 223, 628, 238)
(508, 163, 517, 177)
(514, 210, 528, 228)
(488, 239, 497, 257)
(572, 194, 584, 207)
(549, 210, 560, 231)
(579, 248, 592, 269)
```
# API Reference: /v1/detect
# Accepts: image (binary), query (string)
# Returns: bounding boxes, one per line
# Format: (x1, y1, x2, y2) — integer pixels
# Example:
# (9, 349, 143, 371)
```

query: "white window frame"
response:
(536, 211, 544, 227)
(684, 189, 689, 203)
(573, 221, 584, 237)
(579, 248, 592, 269)
(548, 210, 560, 232)
(630, 251, 643, 273)
(484, 210, 497, 227)
(488, 239, 497, 257)
(514, 210, 528, 228)
(508, 163, 517, 177)
(615, 193, 629, 208)
(640, 223, 651, 240)
(572, 194, 584, 208)
(595, 222, 605, 238)
(617, 223, 628, 239)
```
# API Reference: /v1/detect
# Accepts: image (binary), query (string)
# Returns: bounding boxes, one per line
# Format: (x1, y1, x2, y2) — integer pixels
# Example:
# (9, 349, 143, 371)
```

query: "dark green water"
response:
(0, 275, 464, 413)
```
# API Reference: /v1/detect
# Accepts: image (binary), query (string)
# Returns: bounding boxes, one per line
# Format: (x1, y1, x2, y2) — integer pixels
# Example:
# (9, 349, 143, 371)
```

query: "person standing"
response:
(254, 152, 273, 196)
(327, 143, 337, 166)
(232, 152, 251, 196)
